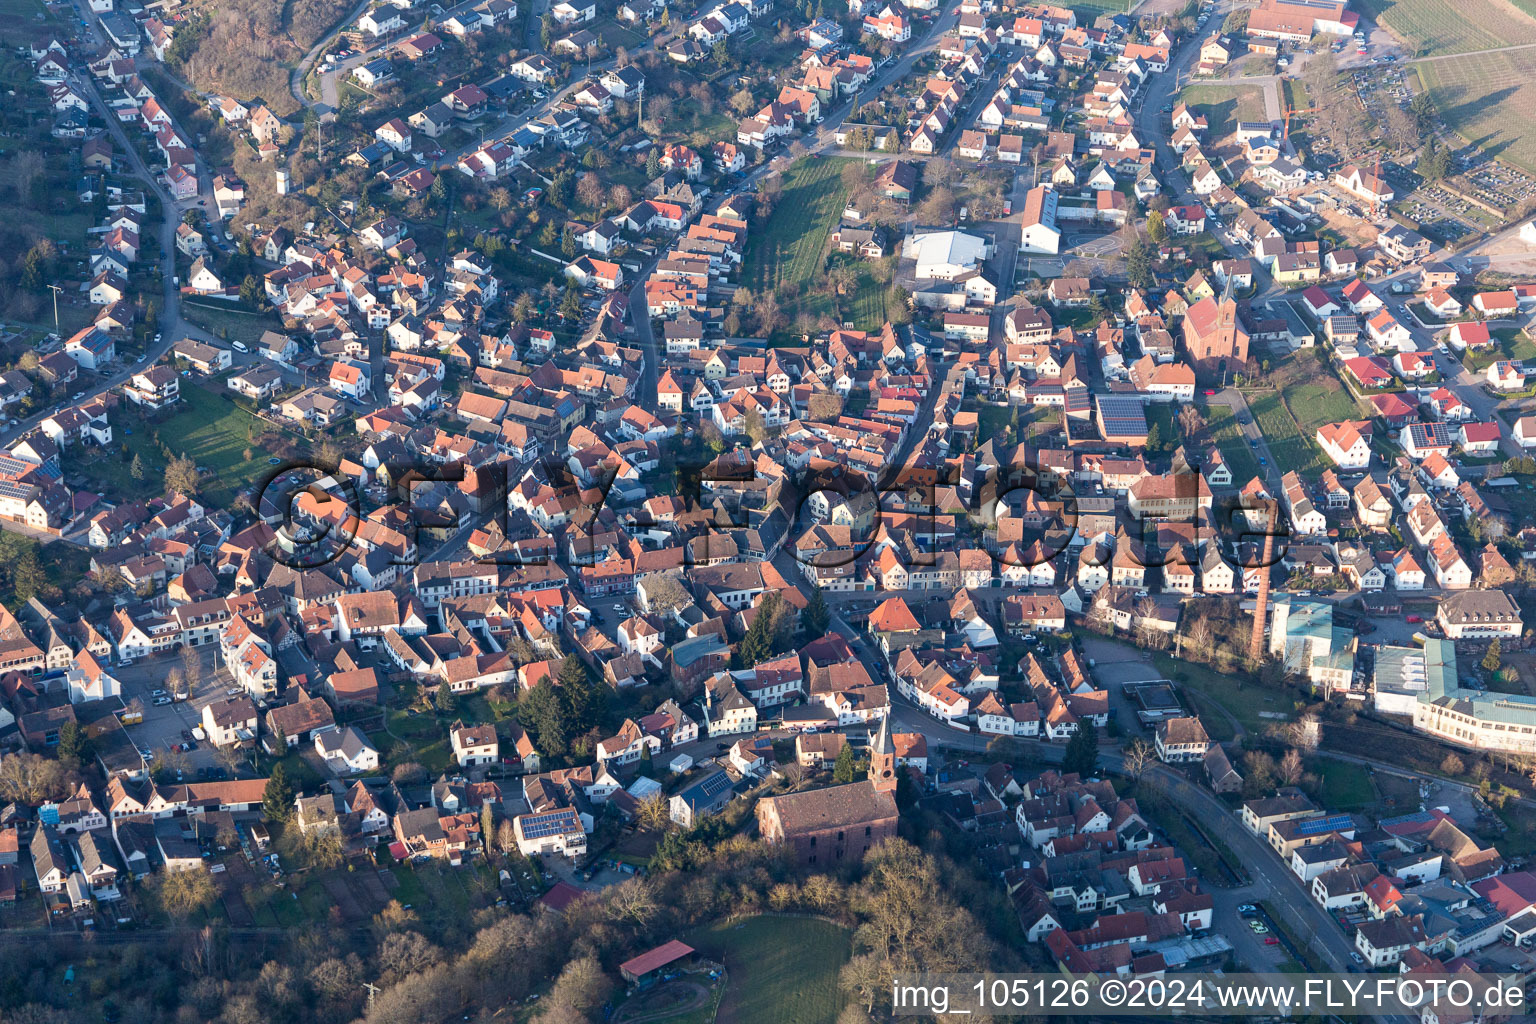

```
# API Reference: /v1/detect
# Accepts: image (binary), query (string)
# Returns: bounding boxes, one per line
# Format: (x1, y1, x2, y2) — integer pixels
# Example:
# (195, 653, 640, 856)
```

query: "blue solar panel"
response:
(1295, 813, 1352, 836)
(1380, 810, 1435, 828)
(1096, 395, 1148, 439)
(521, 810, 579, 839)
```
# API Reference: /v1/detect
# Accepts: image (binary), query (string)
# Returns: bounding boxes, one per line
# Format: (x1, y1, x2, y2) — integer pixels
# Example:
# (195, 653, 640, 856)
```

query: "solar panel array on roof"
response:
(1295, 813, 1352, 836)
(1380, 809, 1437, 828)
(1407, 422, 1452, 446)
(697, 771, 733, 797)
(1095, 394, 1148, 439)
(520, 809, 580, 839)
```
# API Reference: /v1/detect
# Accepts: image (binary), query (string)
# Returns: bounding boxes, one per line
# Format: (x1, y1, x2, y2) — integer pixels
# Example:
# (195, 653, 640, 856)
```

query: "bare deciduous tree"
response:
(1277, 748, 1304, 787)
(1123, 738, 1155, 780)
(1286, 713, 1321, 752)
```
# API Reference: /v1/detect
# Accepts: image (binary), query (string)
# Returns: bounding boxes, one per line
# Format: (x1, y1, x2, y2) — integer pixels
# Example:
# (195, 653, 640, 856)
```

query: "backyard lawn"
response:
(1270, 353, 1365, 437)
(1154, 653, 1292, 735)
(1462, 328, 1536, 372)
(181, 301, 284, 348)
(1315, 757, 1376, 810)
(686, 915, 850, 1024)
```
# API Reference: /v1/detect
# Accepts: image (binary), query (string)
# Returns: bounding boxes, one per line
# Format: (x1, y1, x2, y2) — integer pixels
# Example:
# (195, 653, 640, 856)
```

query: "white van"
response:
(231, 340, 249, 353)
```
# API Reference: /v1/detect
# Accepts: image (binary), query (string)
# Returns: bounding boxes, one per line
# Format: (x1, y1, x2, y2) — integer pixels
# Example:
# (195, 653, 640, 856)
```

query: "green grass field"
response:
(94, 383, 307, 506)
(686, 916, 850, 1024)
(1199, 402, 1262, 484)
(1248, 389, 1326, 479)
(1315, 757, 1376, 810)
(1416, 52, 1536, 174)
(743, 157, 855, 330)
(1273, 356, 1365, 438)
(1362, 0, 1536, 55)
(1178, 83, 1268, 139)
(1154, 653, 1293, 735)
(1461, 327, 1536, 370)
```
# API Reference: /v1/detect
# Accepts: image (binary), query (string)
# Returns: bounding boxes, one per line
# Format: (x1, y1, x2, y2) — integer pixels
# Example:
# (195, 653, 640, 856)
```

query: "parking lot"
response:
(114, 646, 241, 774)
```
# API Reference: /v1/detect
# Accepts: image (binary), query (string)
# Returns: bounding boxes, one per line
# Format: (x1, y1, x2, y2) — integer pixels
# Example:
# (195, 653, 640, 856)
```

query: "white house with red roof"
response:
(1165, 204, 1205, 235)
(1342, 356, 1393, 389)
(1422, 287, 1461, 318)
(1316, 420, 1372, 469)
(1473, 290, 1519, 317)
(1366, 310, 1413, 352)
(1487, 361, 1527, 392)
(565, 256, 624, 292)
(1392, 351, 1434, 381)
(327, 359, 371, 398)
(1341, 278, 1383, 314)
(1300, 286, 1340, 318)
(1426, 387, 1471, 422)
(375, 118, 412, 152)
(1447, 320, 1492, 351)
(1458, 421, 1501, 454)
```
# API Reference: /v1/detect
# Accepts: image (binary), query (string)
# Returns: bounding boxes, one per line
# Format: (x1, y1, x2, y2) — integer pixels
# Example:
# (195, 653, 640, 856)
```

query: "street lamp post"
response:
(46, 284, 63, 334)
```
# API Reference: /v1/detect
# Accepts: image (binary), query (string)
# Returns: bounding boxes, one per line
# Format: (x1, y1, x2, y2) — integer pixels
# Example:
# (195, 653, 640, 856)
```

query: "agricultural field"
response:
(1177, 83, 1268, 139)
(1361, 0, 1536, 55)
(686, 915, 850, 1024)
(1416, 50, 1536, 175)
(742, 156, 857, 334)
(1247, 388, 1326, 478)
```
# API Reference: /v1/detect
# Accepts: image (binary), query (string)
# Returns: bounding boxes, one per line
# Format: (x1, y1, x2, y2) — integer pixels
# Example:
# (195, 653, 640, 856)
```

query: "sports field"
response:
(1416, 50, 1536, 174)
(1360, 0, 1536, 55)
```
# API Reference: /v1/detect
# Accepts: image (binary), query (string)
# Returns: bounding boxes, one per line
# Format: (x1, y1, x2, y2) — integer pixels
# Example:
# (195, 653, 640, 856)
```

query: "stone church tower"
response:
(869, 714, 897, 793)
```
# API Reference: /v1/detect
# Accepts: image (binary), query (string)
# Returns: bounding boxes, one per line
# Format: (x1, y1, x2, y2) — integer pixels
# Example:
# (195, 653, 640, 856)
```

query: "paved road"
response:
(625, 254, 663, 408)
(20, 8, 228, 449)
(288, 0, 375, 114)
